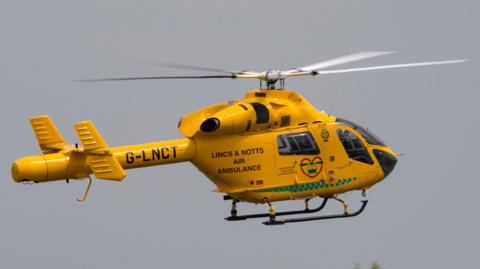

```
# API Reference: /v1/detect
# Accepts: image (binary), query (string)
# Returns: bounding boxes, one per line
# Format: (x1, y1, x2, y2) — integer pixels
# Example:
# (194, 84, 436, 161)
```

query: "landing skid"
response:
(263, 200, 368, 225)
(225, 198, 328, 221)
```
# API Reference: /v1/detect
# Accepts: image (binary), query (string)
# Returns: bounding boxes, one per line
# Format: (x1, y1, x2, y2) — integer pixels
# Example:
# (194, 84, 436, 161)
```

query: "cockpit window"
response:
(336, 118, 386, 146)
(337, 129, 373, 164)
(278, 132, 319, 155)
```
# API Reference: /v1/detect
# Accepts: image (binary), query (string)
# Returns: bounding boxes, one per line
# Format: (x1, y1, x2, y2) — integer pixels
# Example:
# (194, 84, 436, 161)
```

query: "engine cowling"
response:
(179, 101, 273, 137)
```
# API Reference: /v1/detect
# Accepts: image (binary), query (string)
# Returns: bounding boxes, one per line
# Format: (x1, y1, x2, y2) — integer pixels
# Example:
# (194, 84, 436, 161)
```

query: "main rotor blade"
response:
(289, 51, 395, 73)
(76, 75, 236, 82)
(137, 62, 239, 75)
(314, 59, 469, 75)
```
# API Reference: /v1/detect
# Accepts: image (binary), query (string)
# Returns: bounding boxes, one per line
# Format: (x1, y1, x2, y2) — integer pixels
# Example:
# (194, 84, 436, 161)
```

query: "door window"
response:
(277, 132, 319, 155)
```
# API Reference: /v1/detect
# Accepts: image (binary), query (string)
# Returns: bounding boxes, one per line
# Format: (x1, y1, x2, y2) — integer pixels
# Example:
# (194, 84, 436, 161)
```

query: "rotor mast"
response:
(263, 79, 285, 90)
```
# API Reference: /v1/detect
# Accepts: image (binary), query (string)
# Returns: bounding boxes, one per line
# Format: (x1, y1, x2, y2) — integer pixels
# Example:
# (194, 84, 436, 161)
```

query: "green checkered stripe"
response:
(256, 177, 357, 193)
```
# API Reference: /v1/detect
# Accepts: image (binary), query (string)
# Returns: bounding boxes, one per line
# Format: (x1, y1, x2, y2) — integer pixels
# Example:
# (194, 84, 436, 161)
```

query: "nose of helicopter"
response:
(373, 149, 397, 178)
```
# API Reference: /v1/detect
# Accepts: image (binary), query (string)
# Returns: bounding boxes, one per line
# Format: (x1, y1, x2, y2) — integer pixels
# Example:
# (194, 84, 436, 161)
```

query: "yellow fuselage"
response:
(12, 89, 397, 203)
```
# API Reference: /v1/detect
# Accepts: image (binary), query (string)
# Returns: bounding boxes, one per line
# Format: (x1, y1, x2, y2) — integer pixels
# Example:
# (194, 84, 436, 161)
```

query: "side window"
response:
(277, 132, 320, 155)
(336, 129, 373, 164)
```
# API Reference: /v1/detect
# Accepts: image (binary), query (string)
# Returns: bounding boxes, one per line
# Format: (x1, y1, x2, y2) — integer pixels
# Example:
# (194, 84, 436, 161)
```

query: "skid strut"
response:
(225, 198, 328, 221)
(263, 200, 368, 225)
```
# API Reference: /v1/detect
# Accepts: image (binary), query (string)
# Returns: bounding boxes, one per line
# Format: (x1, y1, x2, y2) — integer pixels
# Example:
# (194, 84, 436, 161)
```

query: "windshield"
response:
(336, 117, 386, 146)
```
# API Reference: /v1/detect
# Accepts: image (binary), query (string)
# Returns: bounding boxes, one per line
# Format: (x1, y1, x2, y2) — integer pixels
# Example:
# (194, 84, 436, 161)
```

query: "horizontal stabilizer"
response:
(89, 155, 126, 181)
(30, 115, 66, 152)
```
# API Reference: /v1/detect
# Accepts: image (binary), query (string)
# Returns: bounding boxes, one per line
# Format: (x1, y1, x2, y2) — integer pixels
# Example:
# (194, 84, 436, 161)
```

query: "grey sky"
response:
(0, 1, 478, 268)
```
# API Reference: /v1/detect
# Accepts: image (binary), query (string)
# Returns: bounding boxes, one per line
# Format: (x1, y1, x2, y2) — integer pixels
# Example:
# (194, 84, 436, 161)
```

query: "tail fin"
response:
(30, 115, 66, 152)
(74, 121, 126, 181)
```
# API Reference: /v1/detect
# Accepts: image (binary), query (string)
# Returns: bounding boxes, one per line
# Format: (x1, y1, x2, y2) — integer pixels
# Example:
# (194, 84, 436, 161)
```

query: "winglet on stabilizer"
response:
(30, 115, 66, 152)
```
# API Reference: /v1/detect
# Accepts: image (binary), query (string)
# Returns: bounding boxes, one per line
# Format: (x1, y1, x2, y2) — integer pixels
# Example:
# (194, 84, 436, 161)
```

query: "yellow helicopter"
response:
(11, 51, 468, 225)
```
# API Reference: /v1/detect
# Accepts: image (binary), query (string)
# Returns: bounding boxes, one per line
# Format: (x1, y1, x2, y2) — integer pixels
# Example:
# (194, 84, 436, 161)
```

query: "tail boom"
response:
(113, 139, 194, 169)
(12, 139, 195, 183)
(12, 116, 195, 183)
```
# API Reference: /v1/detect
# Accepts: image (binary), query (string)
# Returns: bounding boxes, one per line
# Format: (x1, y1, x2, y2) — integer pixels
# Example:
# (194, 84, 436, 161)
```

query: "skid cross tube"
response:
(263, 200, 368, 225)
(225, 198, 328, 221)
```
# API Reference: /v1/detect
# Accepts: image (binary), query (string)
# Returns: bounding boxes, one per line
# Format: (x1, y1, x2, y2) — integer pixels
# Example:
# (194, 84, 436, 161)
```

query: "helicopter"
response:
(11, 51, 468, 225)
